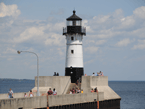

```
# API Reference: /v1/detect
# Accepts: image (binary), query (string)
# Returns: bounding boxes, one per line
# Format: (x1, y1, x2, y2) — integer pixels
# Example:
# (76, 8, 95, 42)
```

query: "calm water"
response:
(0, 79, 145, 109)
(109, 81, 145, 109)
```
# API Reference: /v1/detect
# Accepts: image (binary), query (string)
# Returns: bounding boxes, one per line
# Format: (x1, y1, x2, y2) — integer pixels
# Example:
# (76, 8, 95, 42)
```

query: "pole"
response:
(36, 53, 40, 96)
(97, 90, 99, 109)
(17, 51, 40, 96)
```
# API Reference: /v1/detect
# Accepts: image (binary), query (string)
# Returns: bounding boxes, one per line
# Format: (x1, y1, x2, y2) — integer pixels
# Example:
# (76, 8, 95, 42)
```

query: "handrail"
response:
(62, 77, 71, 94)
(63, 27, 86, 34)
(63, 27, 67, 33)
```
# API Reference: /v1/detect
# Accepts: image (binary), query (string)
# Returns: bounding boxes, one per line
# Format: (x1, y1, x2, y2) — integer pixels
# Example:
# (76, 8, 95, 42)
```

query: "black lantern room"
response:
(63, 10, 86, 35)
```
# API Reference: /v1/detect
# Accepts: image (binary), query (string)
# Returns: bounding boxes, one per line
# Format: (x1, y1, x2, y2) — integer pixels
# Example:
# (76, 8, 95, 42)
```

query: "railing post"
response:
(97, 92, 99, 109)
(47, 95, 49, 109)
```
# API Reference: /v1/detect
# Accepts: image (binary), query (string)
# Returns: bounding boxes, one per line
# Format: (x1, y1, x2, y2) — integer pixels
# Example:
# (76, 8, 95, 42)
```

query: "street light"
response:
(17, 50, 40, 96)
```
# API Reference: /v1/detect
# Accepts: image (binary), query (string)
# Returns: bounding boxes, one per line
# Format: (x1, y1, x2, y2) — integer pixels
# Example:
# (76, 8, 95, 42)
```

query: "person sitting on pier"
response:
(97, 71, 104, 76)
(92, 72, 95, 76)
(29, 90, 34, 97)
(100, 72, 104, 76)
(72, 88, 75, 94)
(91, 88, 94, 93)
(94, 87, 98, 93)
(48, 88, 53, 95)
(53, 72, 57, 76)
(77, 88, 80, 93)
(81, 89, 83, 93)
(24, 93, 27, 97)
(8, 88, 13, 98)
(97, 72, 101, 76)
(56, 73, 59, 76)
(69, 90, 72, 94)
(53, 88, 57, 95)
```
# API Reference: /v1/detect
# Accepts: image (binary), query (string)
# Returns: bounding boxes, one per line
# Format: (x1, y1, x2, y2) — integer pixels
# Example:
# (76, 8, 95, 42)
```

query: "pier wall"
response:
(48, 92, 104, 107)
(81, 76, 121, 100)
(35, 76, 71, 95)
(0, 96, 47, 109)
(49, 99, 121, 109)
(0, 92, 45, 100)
(81, 76, 108, 94)
(0, 92, 104, 109)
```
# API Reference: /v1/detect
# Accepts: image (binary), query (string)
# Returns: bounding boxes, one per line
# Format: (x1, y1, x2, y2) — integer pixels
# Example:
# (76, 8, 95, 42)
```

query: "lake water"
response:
(0, 79, 145, 109)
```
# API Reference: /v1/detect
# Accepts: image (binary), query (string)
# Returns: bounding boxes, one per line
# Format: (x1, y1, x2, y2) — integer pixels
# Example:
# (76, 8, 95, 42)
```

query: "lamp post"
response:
(17, 50, 40, 96)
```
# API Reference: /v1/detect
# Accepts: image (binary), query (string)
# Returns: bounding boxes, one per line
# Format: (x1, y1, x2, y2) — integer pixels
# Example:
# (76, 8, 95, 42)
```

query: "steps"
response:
(66, 83, 81, 94)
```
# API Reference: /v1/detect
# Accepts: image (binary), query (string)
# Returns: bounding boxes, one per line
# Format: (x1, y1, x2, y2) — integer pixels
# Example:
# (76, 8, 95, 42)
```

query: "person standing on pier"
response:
(8, 88, 13, 98)
(29, 90, 34, 97)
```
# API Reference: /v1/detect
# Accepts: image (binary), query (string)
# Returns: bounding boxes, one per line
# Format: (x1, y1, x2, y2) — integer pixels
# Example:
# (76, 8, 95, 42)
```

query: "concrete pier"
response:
(0, 76, 121, 109)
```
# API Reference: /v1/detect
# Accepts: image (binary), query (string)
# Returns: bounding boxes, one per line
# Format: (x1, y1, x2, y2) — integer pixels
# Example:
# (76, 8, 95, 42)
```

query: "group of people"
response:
(91, 87, 98, 93)
(53, 72, 59, 76)
(69, 88, 83, 94)
(8, 87, 97, 99)
(92, 71, 104, 76)
(8, 88, 34, 98)
(23, 90, 34, 97)
(47, 88, 57, 95)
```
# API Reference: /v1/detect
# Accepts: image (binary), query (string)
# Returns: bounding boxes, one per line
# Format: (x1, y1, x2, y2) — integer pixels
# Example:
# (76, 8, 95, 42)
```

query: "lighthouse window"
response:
(71, 37, 74, 41)
(67, 21, 72, 26)
(76, 20, 81, 26)
(71, 50, 74, 54)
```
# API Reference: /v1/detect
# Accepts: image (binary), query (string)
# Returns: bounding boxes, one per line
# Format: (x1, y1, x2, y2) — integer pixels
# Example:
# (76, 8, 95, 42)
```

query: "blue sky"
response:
(0, 0, 145, 80)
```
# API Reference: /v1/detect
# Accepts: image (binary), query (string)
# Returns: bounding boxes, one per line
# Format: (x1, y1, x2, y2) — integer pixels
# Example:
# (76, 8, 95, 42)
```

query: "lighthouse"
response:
(63, 10, 86, 83)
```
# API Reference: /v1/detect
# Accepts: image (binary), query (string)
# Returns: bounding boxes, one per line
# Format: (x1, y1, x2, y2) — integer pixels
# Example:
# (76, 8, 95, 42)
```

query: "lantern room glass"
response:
(76, 20, 81, 26)
(67, 21, 73, 26)
(67, 20, 82, 26)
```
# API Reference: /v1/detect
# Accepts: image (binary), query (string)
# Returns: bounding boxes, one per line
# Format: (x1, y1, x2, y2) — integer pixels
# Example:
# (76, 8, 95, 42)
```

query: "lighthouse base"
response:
(65, 67, 84, 83)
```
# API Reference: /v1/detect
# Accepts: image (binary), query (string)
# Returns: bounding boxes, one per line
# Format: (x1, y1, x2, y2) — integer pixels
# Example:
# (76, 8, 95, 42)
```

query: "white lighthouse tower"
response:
(63, 10, 86, 83)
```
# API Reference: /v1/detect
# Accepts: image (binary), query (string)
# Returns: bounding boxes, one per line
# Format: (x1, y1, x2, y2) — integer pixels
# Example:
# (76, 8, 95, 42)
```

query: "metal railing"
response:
(63, 27, 67, 34)
(63, 27, 86, 34)
(81, 27, 86, 33)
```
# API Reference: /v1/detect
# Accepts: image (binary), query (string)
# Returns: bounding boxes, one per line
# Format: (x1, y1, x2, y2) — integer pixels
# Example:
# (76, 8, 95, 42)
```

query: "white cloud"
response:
(131, 28, 145, 38)
(83, 6, 145, 39)
(113, 9, 124, 19)
(85, 46, 99, 54)
(57, 48, 64, 56)
(132, 40, 145, 50)
(133, 6, 145, 19)
(116, 38, 133, 47)
(86, 39, 106, 45)
(93, 15, 110, 24)
(3, 47, 16, 54)
(12, 27, 44, 43)
(47, 22, 65, 32)
(7, 58, 13, 61)
(44, 33, 64, 46)
(96, 40, 106, 45)
(82, 20, 94, 33)
(0, 2, 20, 18)
(120, 16, 135, 28)
(84, 59, 94, 65)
